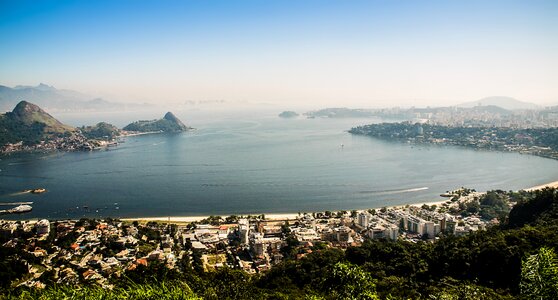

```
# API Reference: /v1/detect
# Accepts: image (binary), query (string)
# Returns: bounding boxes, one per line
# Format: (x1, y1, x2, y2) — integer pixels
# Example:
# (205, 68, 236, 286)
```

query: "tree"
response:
(520, 247, 558, 300)
(322, 262, 379, 299)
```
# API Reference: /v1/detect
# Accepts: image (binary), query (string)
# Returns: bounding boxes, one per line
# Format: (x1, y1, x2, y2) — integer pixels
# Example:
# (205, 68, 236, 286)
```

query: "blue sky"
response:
(1, 0, 557, 106)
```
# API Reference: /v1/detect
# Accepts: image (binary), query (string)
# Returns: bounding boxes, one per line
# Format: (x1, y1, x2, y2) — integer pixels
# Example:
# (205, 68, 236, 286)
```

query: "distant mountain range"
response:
(458, 96, 540, 110)
(0, 83, 151, 112)
(302, 97, 545, 119)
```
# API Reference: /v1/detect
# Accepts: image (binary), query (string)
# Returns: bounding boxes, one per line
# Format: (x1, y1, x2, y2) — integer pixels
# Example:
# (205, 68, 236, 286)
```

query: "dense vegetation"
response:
(80, 122, 121, 140)
(2, 188, 558, 299)
(0, 114, 48, 145)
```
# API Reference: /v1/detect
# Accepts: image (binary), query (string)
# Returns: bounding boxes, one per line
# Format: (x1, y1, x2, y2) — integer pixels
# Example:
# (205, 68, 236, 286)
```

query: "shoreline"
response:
(524, 180, 558, 192)
(117, 180, 558, 223)
(3, 180, 557, 223)
(120, 199, 454, 223)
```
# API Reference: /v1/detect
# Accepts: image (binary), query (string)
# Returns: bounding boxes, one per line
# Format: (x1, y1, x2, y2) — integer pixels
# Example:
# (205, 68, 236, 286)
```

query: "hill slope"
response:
(79, 122, 121, 140)
(0, 101, 75, 145)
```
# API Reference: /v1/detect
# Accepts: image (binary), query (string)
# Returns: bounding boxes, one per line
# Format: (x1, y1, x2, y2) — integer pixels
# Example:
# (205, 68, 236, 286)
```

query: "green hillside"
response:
(0, 101, 75, 146)
(80, 122, 121, 140)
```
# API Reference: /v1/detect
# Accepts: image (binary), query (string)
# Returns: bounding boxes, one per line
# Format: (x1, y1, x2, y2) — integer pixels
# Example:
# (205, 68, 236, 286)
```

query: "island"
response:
(278, 111, 299, 118)
(123, 112, 191, 133)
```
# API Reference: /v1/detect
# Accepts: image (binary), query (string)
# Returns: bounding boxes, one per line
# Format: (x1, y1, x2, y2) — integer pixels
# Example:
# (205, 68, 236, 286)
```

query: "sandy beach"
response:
(524, 180, 558, 192)
(408, 199, 450, 208)
(120, 180, 558, 224)
(120, 200, 452, 224)
(122, 213, 300, 223)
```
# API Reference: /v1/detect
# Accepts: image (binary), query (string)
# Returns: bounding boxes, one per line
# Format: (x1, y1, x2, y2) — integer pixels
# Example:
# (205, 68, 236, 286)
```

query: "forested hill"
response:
(123, 112, 191, 133)
(0, 101, 75, 145)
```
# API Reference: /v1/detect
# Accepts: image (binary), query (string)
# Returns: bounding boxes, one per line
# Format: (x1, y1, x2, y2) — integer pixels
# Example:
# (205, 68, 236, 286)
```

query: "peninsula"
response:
(350, 122, 558, 160)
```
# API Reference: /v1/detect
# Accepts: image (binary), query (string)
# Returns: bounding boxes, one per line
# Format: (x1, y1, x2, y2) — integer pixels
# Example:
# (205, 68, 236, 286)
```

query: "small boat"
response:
(7, 204, 33, 214)
(23, 188, 47, 194)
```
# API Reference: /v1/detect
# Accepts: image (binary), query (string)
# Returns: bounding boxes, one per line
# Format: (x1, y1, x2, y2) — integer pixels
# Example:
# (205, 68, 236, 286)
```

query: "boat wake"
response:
(200, 183, 429, 196)
(7, 191, 31, 196)
(359, 187, 429, 195)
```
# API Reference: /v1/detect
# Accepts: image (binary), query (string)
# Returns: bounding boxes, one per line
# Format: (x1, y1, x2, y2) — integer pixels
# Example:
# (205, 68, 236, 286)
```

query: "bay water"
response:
(1, 109, 557, 220)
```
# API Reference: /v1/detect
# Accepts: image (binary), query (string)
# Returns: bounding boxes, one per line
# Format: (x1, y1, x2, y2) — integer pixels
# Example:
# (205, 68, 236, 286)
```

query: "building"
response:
(357, 212, 370, 228)
(238, 219, 250, 245)
(35, 219, 50, 235)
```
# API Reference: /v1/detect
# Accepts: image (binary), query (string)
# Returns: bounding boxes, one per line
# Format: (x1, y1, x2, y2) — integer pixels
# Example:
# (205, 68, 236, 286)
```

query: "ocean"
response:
(1, 108, 557, 220)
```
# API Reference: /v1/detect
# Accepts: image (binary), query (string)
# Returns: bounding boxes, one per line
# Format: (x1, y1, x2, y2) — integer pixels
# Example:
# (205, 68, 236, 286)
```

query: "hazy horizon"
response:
(1, 0, 557, 107)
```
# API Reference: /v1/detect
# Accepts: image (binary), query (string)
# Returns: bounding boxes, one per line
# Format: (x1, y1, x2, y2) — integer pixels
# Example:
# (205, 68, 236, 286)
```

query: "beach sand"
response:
(408, 200, 450, 208)
(121, 213, 300, 223)
(524, 180, 558, 192)
(120, 201, 453, 224)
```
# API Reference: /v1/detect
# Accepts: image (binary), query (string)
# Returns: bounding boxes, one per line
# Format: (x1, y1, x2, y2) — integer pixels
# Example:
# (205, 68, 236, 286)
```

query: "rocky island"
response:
(123, 112, 191, 133)
(278, 111, 299, 118)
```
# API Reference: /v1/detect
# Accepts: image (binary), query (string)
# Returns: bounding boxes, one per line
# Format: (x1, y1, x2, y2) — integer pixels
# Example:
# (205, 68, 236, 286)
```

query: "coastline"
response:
(119, 130, 163, 137)
(524, 180, 558, 192)
(120, 180, 558, 224)
(120, 200, 453, 224)
(3, 180, 556, 223)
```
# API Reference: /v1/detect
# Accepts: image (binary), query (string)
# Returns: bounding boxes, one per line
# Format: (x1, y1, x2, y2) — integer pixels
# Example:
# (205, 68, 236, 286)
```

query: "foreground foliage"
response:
(520, 247, 558, 299)
(1, 280, 200, 300)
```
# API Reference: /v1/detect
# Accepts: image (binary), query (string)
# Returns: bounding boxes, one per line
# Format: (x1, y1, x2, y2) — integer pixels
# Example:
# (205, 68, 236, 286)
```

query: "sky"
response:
(0, 0, 557, 107)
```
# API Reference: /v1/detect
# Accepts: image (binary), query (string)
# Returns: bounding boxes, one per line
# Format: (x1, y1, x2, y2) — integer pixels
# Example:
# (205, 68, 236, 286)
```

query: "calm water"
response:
(1, 110, 557, 220)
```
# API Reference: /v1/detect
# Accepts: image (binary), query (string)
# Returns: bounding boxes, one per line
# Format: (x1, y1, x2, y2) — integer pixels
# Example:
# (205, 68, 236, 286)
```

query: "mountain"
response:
(0, 84, 151, 112)
(123, 112, 191, 133)
(0, 101, 76, 145)
(459, 96, 540, 110)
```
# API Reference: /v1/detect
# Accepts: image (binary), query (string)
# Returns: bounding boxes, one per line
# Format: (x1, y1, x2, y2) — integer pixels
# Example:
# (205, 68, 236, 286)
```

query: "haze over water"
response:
(1, 110, 557, 220)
